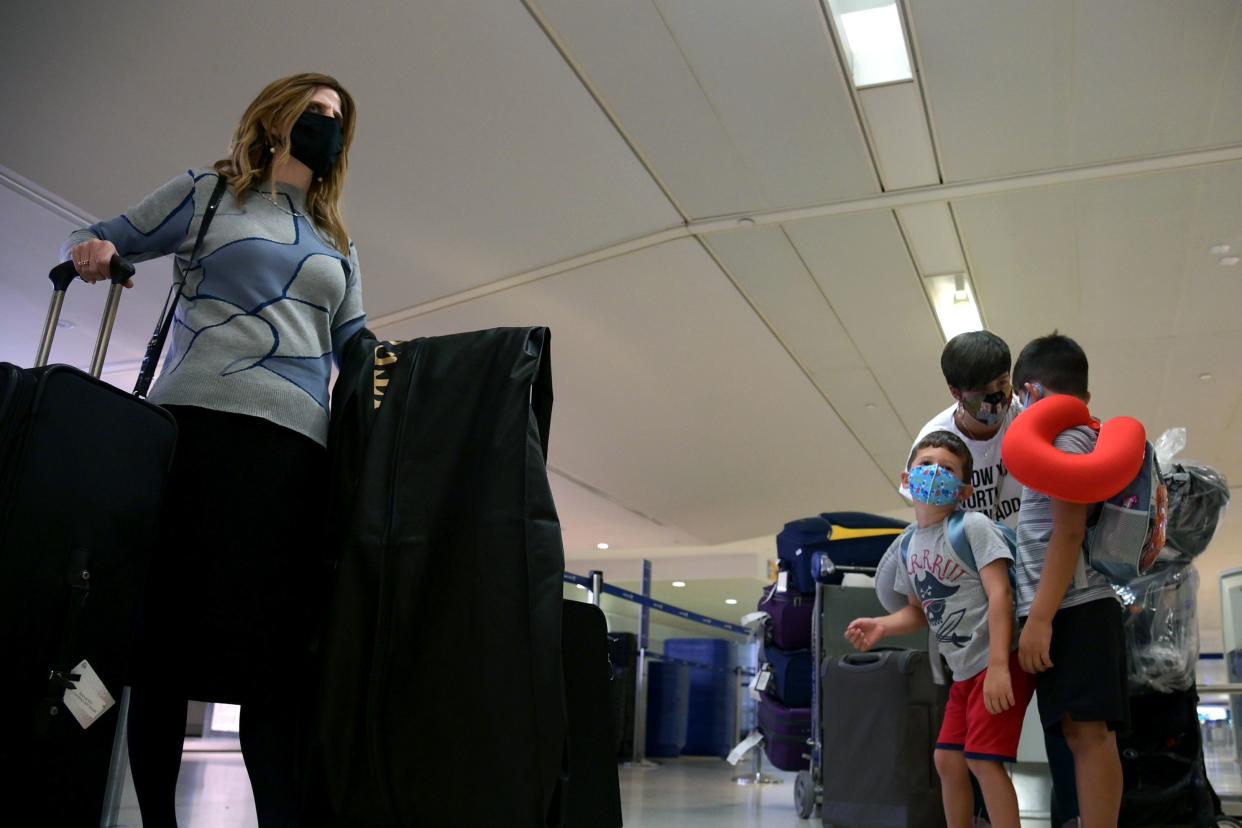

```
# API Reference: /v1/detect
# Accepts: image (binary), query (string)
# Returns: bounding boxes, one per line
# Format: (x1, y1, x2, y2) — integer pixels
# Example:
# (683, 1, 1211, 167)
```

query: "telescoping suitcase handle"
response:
(36, 255, 137, 378)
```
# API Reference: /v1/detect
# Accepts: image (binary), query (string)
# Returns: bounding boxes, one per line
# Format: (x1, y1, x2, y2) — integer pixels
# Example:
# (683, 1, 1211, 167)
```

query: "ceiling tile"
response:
(378, 238, 900, 543)
(650, 0, 880, 210)
(783, 210, 949, 436)
(909, 0, 1242, 181)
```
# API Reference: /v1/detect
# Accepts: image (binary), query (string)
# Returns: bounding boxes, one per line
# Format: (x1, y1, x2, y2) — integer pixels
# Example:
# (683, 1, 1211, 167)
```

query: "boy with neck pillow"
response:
(847, 431, 1035, 828)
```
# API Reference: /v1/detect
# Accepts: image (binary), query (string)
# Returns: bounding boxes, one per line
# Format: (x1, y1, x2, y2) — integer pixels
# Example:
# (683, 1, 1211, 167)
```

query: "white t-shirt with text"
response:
(899, 399, 1025, 528)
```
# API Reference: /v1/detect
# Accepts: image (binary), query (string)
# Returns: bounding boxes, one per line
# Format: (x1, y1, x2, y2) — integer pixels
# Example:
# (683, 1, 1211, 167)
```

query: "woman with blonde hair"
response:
(64, 72, 366, 826)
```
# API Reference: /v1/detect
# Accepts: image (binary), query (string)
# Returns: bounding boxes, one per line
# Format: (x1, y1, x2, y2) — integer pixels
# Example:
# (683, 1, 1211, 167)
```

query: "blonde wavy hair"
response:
(214, 73, 357, 254)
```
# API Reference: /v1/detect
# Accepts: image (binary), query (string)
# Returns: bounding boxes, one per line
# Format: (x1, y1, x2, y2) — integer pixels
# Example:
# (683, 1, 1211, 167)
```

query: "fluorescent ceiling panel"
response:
(925, 273, 983, 340)
(833, 0, 913, 87)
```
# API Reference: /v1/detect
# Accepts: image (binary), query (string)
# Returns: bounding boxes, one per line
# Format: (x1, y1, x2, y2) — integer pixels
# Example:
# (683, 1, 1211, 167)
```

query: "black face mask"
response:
(289, 111, 344, 178)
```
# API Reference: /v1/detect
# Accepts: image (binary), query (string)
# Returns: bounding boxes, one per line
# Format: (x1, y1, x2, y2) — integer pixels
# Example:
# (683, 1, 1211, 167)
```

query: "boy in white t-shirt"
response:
(900, 331, 1023, 527)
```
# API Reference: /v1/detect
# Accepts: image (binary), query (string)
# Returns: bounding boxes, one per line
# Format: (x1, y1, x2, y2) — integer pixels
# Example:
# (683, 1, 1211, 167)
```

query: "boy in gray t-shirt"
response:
(847, 431, 1035, 828)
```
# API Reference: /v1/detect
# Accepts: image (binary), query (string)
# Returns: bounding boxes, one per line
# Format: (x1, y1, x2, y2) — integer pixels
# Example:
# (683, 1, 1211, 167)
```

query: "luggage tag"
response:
(749, 665, 773, 700)
(777, 570, 788, 593)
(62, 660, 115, 729)
(727, 730, 765, 766)
(740, 611, 769, 634)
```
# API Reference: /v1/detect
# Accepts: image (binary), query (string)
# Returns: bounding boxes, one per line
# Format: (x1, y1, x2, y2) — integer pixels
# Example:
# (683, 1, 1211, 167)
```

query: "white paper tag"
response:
(740, 611, 769, 633)
(777, 571, 788, 593)
(62, 659, 115, 730)
(727, 730, 765, 765)
(755, 669, 772, 693)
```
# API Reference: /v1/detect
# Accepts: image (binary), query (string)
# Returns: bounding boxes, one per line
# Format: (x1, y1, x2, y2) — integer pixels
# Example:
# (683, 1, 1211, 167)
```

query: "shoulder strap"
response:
(898, 525, 915, 566)
(946, 510, 978, 573)
(133, 173, 229, 397)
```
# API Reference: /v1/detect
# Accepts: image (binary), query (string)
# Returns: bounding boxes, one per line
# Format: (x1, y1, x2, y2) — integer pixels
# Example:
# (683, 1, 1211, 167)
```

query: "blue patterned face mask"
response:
(907, 464, 963, 507)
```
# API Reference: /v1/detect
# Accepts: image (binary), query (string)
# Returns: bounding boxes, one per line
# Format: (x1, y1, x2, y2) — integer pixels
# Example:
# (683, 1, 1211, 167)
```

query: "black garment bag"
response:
(313, 327, 568, 827)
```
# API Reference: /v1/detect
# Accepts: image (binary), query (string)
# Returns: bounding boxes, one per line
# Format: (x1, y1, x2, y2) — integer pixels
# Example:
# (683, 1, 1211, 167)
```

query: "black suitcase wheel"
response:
(794, 770, 816, 819)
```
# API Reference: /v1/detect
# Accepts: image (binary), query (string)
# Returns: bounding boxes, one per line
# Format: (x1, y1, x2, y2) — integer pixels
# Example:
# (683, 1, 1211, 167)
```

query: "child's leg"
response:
(1061, 717, 1121, 828)
(966, 759, 1019, 828)
(935, 749, 974, 828)
(936, 680, 973, 828)
(962, 651, 1038, 828)
(1030, 599, 1129, 828)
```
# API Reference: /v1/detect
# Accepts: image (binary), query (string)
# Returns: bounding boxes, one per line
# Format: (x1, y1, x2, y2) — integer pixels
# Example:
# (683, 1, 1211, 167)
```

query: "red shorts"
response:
(936, 649, 1036, 763)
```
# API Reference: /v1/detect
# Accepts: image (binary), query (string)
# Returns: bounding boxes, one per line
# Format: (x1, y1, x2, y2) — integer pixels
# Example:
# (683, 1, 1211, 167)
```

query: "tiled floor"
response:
(110, 752, 1068, 827)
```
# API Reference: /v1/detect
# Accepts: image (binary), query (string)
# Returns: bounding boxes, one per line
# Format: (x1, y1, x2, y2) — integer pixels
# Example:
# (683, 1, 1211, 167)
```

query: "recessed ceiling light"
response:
(737, 217, 756, 228)
(671, 581, 686, 588)
(56, 319, 75, 330)
(1199, 373, 1213, 381)
(725, 598, 739, 605)
(596, 543, 609, 550)
(865, 403, 878, 410)
(836, 0, 913, 87)
(924, 273, 984, 340)
(1219, 256, 1240, 266)
(1210, 244, 1232, 255)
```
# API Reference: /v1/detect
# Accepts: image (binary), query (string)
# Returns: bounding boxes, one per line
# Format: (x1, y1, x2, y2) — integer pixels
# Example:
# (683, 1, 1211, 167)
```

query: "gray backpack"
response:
(1086, 442, 1167, 583)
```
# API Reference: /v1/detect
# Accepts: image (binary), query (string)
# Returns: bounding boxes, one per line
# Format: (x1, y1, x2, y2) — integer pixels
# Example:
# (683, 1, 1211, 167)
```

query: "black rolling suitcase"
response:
(0, 258, 178, 825)
(562, 601, 623, 828)
(820, 650, 948, 828)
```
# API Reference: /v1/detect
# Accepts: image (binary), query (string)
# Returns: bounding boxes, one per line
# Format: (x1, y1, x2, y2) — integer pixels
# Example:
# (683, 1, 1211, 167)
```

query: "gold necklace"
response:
(257, 190, 304, 218)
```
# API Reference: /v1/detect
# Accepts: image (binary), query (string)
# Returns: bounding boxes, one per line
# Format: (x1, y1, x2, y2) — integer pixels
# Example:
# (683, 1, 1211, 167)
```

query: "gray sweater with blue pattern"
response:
(65, 169, 367, 446)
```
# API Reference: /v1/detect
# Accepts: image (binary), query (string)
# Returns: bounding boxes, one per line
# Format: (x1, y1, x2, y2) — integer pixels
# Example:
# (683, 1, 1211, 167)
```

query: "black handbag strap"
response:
(133, 173, 229, 397)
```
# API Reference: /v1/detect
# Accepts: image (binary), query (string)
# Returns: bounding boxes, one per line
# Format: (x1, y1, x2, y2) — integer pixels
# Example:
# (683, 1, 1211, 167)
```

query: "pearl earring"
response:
(269, 146, 275, 153)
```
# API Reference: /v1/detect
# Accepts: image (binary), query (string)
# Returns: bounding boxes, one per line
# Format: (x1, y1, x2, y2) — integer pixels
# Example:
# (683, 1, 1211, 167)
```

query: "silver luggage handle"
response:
(36, 256, 137, 377)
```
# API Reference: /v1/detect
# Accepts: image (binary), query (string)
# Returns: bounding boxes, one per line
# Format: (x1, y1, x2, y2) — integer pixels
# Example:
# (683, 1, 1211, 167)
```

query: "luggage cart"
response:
(793, 552, 882, 819)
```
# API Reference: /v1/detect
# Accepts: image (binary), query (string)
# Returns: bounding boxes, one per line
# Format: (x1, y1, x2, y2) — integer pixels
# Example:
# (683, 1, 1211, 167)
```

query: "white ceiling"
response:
(3, 2, 1240, 588)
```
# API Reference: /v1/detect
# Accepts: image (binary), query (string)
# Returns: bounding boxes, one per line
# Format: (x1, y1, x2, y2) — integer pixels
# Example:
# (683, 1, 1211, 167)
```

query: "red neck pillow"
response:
(1001, 394, 1146, 504)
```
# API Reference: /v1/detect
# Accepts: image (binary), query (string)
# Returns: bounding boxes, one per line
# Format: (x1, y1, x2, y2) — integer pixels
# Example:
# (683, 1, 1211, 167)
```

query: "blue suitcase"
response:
(763, 645, 813, 708)
(777, 512, 908, 593)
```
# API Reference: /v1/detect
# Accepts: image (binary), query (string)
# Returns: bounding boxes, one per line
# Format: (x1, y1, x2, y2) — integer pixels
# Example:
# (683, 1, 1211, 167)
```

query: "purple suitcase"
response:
(758, 586, 815, 651)
(757, 696, 811, 771)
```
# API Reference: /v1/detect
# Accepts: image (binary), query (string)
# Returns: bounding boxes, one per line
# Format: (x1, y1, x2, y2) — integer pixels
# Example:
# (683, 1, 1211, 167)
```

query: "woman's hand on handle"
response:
(69, 239, 132, 287)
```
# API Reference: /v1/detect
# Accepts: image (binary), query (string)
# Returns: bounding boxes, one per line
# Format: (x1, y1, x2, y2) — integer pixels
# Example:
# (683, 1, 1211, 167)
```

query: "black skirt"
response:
(132, 404, 328, 703)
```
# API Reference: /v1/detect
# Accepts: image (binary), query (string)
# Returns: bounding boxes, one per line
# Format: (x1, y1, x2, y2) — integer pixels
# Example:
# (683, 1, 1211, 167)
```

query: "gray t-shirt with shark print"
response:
(891, 511, 1015, 681)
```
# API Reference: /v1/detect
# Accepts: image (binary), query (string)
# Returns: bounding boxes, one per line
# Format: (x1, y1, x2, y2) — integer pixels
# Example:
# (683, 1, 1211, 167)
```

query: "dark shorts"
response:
(1023, 597, 1129, 733)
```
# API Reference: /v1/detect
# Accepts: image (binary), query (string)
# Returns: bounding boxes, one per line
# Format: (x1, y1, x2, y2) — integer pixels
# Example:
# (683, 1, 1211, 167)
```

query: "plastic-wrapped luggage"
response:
(1163, 463, 1231, 559)
(1118, 687, 1232, 827)
(1114, 561, 1200, 694)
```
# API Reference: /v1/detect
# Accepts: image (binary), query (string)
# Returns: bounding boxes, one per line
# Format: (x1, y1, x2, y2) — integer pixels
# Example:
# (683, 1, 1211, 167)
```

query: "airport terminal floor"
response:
(111, 752, 1056, 828)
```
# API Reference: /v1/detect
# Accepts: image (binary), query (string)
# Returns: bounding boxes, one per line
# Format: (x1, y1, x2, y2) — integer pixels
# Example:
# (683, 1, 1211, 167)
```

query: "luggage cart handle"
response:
(37, 256, 137, 374)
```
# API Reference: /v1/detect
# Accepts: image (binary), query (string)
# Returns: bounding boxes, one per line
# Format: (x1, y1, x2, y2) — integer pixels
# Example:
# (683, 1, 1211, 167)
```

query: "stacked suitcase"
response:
(754, 583, 815, 771)
(755, 511, 909, 775)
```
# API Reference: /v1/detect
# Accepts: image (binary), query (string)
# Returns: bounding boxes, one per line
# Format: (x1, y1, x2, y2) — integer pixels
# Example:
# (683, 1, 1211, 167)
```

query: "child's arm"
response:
(846, 594, 927, 651)
(979, 560, 1016, 714)
(1018, 497, 1090, 674)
